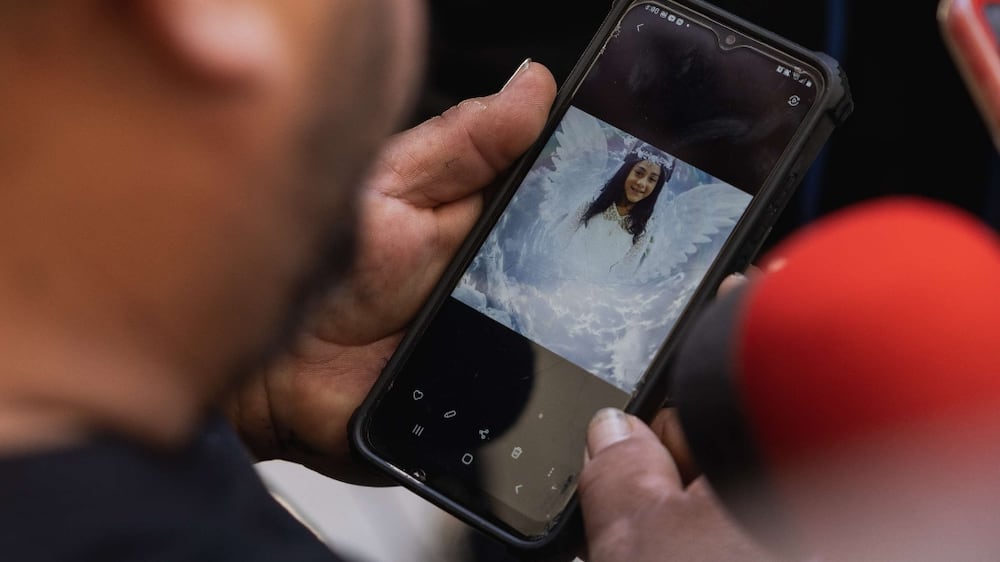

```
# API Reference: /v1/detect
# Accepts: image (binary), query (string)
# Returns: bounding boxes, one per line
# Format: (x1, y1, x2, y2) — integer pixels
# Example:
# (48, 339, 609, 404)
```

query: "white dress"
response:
(557, 202, 651, 281)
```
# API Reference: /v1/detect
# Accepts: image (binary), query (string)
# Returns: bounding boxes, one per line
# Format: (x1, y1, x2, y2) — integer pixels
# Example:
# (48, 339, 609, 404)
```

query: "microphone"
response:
(670, 195, 1000, 560)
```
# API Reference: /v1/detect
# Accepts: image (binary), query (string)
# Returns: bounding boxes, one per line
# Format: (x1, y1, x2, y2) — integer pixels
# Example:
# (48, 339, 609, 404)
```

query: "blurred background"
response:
(262, 0, 1000, 560)
(411, 0, 999, 242)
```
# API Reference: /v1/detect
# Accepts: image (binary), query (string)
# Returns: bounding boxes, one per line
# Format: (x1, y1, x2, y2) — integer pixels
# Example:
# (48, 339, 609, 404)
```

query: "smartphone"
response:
(939, 0, 1000, 151)
(350, 0, 852, 555)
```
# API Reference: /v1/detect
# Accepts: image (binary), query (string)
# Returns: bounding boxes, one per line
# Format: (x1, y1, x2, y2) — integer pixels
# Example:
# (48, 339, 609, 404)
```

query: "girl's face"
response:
(623, 159, 662, 204)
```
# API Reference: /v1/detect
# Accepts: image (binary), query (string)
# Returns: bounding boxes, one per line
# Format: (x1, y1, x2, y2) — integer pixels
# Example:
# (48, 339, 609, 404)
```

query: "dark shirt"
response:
(0, 416, 346, 562)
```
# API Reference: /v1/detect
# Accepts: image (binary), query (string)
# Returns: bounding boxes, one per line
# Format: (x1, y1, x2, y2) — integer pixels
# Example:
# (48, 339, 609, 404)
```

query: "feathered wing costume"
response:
(454, 107, 751, 391)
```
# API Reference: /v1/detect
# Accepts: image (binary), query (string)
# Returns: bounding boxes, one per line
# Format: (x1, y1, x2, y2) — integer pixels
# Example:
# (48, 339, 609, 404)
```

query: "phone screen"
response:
(356, 0, 832, 543)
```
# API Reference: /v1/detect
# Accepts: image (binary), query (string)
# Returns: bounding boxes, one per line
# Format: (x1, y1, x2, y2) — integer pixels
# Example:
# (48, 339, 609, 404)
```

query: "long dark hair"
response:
(580, 151, 672, 244)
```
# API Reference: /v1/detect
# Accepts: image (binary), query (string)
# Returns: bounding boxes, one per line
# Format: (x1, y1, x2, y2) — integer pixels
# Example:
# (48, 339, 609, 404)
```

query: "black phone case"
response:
(350, 0, 852, 558)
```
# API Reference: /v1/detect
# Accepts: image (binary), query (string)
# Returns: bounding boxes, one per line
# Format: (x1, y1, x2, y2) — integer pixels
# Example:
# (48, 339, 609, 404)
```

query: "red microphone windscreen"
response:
(740, 195, 1000, 463)
(735, 195, 1000, 558)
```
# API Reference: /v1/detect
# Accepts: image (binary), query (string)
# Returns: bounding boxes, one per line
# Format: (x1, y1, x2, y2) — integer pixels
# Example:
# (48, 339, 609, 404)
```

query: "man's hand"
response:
(226, 60, 557, 484)
(578, 408, 778, 562)
(576, 270, 771, 560)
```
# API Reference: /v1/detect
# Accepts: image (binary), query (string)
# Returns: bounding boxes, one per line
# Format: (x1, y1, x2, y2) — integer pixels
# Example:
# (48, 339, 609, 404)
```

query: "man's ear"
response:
(135, 0, 285, 87)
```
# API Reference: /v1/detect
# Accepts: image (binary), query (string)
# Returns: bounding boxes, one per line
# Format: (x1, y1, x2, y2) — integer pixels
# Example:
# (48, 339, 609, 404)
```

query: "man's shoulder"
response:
(0, 417, 346, 562)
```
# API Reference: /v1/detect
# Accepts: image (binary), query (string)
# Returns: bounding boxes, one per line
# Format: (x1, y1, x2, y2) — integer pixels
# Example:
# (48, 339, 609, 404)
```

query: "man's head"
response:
(0, 0, 425, 443)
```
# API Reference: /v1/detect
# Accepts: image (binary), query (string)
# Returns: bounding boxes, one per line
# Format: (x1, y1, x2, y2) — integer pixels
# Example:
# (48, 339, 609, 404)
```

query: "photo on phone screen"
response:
(454, 106, 751, 393)
(352, 0, 850, 550)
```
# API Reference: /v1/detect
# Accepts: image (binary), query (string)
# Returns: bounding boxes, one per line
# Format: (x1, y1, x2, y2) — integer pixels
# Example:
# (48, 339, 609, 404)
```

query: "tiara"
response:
(632, 143, 675, 172)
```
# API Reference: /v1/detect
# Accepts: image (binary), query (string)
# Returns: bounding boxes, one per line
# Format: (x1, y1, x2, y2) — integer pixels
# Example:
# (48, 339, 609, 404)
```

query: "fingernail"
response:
(457, 99, 488, 112)
(587, 407, 632, 455)
(764, 256, 787, 273)
(500, 58, 532, 93)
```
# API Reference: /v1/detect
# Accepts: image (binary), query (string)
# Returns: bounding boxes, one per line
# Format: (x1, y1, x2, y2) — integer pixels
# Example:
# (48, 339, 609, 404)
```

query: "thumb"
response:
(370, 59, 558, 207)
(578, 408, 684, 541)
(578, 408, 780, 562)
